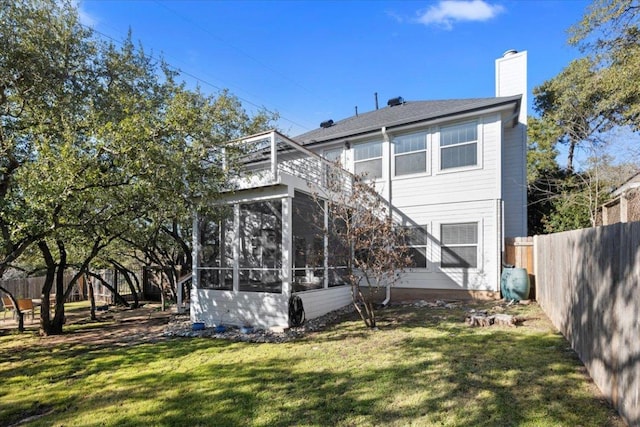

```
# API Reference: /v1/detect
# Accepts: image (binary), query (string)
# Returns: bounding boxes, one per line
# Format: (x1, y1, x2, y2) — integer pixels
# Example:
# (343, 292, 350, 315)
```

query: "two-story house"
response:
(189, 50, 527, 330)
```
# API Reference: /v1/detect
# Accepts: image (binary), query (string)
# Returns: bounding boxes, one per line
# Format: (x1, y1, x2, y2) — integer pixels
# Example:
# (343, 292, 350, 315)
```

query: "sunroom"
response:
(189, 130, 356, 330)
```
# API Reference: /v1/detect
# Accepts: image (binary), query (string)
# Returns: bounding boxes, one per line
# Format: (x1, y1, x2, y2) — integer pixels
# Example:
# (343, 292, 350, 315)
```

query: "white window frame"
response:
(439, 221, 479, 269)
(353, 140, 383, 180)
(393, 131, 429, 178)
(437, 120, 482, 173)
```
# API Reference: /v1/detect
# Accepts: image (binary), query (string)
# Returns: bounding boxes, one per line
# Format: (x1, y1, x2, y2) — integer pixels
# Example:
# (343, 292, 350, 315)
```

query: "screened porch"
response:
(190, 131, 355, 329)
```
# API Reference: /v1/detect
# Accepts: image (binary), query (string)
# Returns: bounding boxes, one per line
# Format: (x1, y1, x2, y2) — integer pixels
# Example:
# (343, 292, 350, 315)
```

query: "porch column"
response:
(233, 203, 240, 292)
(190, 212, 199, 315)
(270, 132, 278, 181)
(282, 196, 292, 297)
(324, 199, 329, 288)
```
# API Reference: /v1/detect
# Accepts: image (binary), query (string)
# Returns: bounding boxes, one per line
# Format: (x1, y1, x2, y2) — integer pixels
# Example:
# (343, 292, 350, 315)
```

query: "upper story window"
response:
(440, 222, 478, 268)
(394, 132, 428, 176)
(354, 141, 383, 179)
(440, 121, 478, 170)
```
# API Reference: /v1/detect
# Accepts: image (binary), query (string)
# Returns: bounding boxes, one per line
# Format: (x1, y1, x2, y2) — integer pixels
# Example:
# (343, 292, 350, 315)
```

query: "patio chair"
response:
(16, 298, 35, 321)
(2, 296, 15, 320)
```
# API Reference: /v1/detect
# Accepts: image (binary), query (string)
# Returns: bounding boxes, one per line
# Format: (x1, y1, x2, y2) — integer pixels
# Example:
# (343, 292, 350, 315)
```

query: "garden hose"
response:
(288, 295, 305, 327)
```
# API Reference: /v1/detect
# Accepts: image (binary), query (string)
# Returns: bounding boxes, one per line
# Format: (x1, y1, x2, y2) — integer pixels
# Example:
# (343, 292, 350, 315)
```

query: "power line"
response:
(153, 0, 317, 99)
(85, 25, 313, 134)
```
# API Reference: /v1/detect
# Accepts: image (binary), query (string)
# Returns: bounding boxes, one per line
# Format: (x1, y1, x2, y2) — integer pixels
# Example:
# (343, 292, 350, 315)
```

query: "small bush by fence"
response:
(535, 222, 640, 427)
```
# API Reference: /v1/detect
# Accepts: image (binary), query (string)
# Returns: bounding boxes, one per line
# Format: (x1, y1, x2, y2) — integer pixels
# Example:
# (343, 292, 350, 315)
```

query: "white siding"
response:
(393, 199, 499, 292)
(295, 286, 352, 320)
(496, 51, 527, 125)
(191, 289, 289, 330)
(309, 112, 514, 294)
(502, 121, 527, 237)
(391, 115, 501, 208)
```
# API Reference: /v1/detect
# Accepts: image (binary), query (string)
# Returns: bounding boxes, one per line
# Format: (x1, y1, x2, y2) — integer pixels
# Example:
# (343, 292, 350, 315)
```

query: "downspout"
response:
(381, 126, 392, 307)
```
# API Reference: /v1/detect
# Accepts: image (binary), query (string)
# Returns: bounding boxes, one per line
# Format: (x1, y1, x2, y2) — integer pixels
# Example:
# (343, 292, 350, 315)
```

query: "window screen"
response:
(440, 122, 477, 170)
(440, 222, 478, 268)
(354, 141, 383, 179)
(394, 132, 427, 176)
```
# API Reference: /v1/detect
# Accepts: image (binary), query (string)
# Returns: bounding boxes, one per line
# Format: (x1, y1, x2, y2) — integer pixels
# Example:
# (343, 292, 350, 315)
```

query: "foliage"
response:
(0, 0, 277, 334)
(528, 0, 640, 233)
(0, 302, 623, 426)
(532, 57, 609, 173)
(315, 176, 411, 328)
(569, 0, 640, 131)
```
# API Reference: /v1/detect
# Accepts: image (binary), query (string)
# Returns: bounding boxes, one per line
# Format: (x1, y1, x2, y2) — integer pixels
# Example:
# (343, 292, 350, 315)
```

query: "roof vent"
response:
(387, 96, 404, 107)
(320, 119, 334, 128)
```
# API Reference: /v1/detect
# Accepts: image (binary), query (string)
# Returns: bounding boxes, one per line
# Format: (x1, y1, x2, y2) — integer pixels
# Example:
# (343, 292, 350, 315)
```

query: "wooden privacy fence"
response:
(535, 222, 640, 427)
(0, 272, 84, 301)
(504, 237, 535, 299)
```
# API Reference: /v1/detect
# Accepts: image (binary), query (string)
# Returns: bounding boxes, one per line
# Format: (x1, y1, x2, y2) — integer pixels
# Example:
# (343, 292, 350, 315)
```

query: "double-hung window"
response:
(440, 121, 478, 170)
(394, 132, 427, 176)
(403, 226, 429, 269)
(354, 141, 383, 179)
(440, 222, 478, 268)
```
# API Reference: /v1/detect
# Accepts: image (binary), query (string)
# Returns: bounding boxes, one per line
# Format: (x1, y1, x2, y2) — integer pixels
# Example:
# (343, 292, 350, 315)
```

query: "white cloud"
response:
(72, 1, 98, 27)
(417, 0, 504, 30)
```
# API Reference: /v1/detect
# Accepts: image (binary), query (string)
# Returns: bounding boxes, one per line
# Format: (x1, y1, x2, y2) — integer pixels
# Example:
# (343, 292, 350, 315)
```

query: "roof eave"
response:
(297, 96, 522, 147)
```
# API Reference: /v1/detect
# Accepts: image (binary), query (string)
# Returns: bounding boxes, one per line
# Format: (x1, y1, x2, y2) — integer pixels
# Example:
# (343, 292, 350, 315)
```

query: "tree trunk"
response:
(113, 262, 139, 308)
(88, 274, 96, 321)
(351, 284, 376, 328)
(47, 240, 68, 335)
(87, 271, 131, 307)
(38, 241, 57, 336)
(0, 286, 24, 333)
(567, 139, 576, 173)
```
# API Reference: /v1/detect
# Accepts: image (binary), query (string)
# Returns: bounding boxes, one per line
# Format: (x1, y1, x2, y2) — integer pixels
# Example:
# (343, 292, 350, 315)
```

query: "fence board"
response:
(0, 272, 81, 301)
(504, 237, 535, 299)
(535, 223, 640, 426)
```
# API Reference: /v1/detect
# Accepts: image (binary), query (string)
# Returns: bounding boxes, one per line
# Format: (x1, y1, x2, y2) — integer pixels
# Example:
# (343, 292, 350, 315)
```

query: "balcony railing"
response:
(227, 130, 353, 194)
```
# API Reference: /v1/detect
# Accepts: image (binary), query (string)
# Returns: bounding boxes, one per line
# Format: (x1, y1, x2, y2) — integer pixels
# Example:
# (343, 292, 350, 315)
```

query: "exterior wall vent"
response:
(320, 119, 334, 128)
(387, 96, 404, 107)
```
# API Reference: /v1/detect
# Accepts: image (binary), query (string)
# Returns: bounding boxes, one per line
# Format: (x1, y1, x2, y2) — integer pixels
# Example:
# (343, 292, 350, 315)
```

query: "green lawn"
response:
(0, 301, 622, 426)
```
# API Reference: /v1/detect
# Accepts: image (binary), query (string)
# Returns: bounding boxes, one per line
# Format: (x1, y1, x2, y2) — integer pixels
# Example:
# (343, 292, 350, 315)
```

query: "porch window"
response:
(292, 191, 324, 292)
(403, 225, 429, 269)
(440, 121, 477, 170)
(198, 208, 233, 290)
(394, 132, 427, 176)
(239, 200, 283, 292)
(354, 141, 382, 179)
(440, 222, 478, 268)
(328, 212, 349, 286)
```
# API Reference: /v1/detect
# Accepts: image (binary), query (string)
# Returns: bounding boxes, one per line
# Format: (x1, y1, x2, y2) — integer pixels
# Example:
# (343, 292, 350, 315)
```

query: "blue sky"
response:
(79, 0, 590, 137)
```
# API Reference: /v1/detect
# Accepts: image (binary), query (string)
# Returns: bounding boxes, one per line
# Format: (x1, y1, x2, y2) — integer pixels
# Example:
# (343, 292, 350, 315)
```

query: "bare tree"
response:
(314, 175, 411, 328)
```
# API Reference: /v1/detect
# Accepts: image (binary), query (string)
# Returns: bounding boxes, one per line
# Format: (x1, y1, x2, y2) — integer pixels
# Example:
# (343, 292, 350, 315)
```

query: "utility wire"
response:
(84, 24, 313, 134)
(154, 0, 317, 99)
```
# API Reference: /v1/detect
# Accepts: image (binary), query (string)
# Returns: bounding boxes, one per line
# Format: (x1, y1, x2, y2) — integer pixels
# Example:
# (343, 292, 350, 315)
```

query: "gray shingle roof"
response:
(293, 96, 521, 145)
